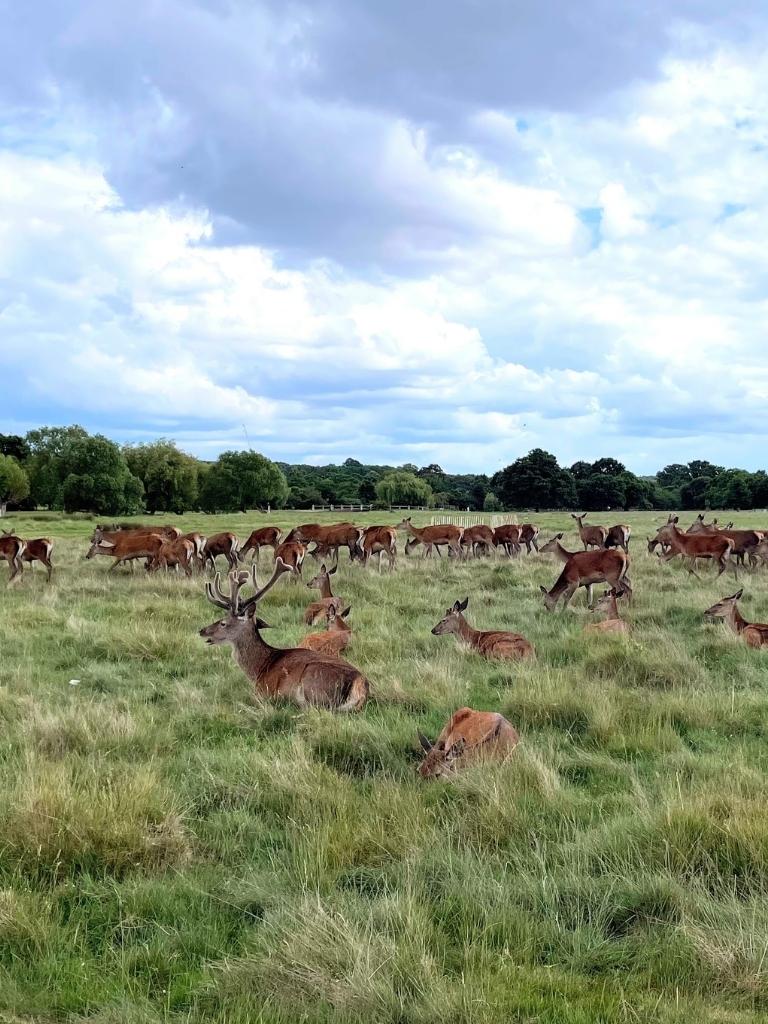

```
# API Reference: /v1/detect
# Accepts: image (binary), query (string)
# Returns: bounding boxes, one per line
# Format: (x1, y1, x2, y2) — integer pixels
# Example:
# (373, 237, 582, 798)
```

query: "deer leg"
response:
(561, 584, 578, 610)
(585, 583, 594, 608)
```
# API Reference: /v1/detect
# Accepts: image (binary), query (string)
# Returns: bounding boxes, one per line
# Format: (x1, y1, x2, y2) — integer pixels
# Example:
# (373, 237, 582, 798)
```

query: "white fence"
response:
(430, 513, 517, 528)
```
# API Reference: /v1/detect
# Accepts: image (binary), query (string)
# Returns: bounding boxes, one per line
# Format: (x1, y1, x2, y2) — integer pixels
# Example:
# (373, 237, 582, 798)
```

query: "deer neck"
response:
(605, 595, 620, 620)
(456, 615, 480, 646)
(230, 626, 278, 679)
(727, 603, 749, 635)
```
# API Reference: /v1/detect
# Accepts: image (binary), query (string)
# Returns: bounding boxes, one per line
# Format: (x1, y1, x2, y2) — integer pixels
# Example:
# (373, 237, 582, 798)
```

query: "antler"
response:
(239, 557, 291, 614)
(205, 571, 233, 611)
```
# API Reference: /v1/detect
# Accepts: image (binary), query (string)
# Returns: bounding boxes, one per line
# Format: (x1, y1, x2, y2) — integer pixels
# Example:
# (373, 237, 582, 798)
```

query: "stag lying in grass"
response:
(0, 533, 24, 582)
(304, 564, 345, 625)
(299, 605, 352, 657)
(704, 589, 768, 648)
(431, 598, 534, 660)
(2, 531, 54, 582)
(200, 562, 369, 711)
(540, 542, 631, 611)
(584, 589, 629, 635)
(417, 708, 520, 780)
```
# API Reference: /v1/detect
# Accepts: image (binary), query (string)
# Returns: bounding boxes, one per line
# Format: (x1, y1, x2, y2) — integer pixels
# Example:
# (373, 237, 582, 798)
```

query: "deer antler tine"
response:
(205, 577, 231, 610)
(240, 558, 289, 612)
(212, 572, 230, 605)
(249, 563, 260, 591)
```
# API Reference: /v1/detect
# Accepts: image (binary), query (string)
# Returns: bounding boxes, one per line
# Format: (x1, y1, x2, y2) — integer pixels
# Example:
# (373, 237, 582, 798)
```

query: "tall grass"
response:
(0, 509, 767, 1021)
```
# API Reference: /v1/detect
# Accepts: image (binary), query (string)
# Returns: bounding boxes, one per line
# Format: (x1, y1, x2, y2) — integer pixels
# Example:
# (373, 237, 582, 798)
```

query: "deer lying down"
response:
(584, 589, 629, 635)
(299, 605, 352, 657)
(417, 707, 519, 779)
(200, 561, 369, 711)
(704, 589, 768, 648)
(304, 563, 345, 624)
(431, 598, 534, 660)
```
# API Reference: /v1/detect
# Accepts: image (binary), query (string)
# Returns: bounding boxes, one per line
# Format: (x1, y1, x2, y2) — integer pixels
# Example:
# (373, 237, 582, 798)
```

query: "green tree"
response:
(492, 449, 576, 509)
(358, 474, 378, 504)
(0, 455, 30, 516)
(375, 471, 433, 507)
(483, 491, 502, 512)
(0, 434, 29, 462)
(680, 476, 711, 510)
(656, 463, 690, 490)
(58, 435, 144, 515)
(24, 425, 89, 508)
(199, 451, 288, 513)
(706, 470, 753, 510)
(124, 441, 199, 513)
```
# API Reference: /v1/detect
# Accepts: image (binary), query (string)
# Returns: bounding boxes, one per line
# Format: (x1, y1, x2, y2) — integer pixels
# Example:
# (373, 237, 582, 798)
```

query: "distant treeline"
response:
(0, 428, 764, 516)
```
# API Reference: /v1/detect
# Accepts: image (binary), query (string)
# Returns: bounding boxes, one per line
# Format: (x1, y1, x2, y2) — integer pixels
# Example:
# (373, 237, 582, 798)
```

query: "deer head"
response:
(431, 598, 469, 636)
(417, 732, 466, 779)
(199, 559, 290, 646)
(592, 589, 623, 615)
(704, 588, 744, 621)
(307, 564, 336, 590)
(396, 517, 412, 530)
(539, 533, 564, 554)
(85, 527, 113, 558)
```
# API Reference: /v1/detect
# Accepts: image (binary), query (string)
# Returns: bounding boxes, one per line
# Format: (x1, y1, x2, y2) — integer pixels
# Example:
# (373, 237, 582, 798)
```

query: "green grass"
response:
(2, 508, 768, 1022)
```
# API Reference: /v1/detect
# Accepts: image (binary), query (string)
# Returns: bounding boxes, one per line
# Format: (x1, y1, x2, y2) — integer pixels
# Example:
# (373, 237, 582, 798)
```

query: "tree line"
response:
(0, 428, 764, 516)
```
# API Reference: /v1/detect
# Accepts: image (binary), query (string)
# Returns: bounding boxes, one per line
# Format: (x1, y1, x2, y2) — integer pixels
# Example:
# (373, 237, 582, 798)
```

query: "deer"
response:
(540, 547, 631, 611)
(648, 517, 735, 580)
(304, 563, 345, 624)
(398, 517, 463, 559)
(604, 524, 631, 552)
(520, 523, 540, 553)
(492, 523, 522, 557)
(460, 524, 494, 558)
(431, 598, 534, 660)
(274, 539, 306, 578)
(180, 532, 206, 570)
(584, 588, 629, 635)
(417, 708, 520, 780)
(203, 532, 240, 570)
(299, 604, 352, 657)
(2, 531, 54, 582)
(684, 516, 761, 567)
(704, 588, 768, 648)
(200, 562, 369, 711)
(0, 533, 25, 582)
(147, 536, 196, 576)
(539, 533, 631, 607)
(94, 523, 181, 540)
(240, 527, 282, 563)
(284, 523, 361, 563)
(571, 513, 608, 550)
(358, 525, 397, 571)
(86, 528, 165, 572)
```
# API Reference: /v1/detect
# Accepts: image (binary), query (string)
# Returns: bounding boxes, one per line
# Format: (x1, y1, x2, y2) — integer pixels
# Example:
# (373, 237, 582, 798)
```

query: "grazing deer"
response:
(304, 563, 345, 624)
(492, 523, 522, 557)
(604, 524, 631, 552)
(203, 532, 240, 570)
(94, 523, 181, 540)
(299, 605, 352, 657)
(431, 597, 534, 660)
(398, 517, 463, 558)
(358, 525, 397, 571)
(704, 589, 768, 648)
(460, 524, 494, 558)
(571, 514, 608, 550)
(540, 547, 631, 611)
(200, 563, 369, 711)
(274, 539, 306, 578)
(181, 532, 206, 570)
(584, 589, 629, 635)
(86, 528, 165, 572)
(648, 517, 735, 579)
(0, 533, 24, 582)
(284, 523, 361, 563)
(2, 532, 54, 582)
(520, 523, 540, 553)
(240, 527, 282, 563)
(147, 536, 196, 576)
(417, 708, 519, 780)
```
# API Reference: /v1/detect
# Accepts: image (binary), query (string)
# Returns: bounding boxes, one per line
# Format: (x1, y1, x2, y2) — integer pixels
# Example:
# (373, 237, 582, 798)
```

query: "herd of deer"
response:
(3, 511, 768, 779)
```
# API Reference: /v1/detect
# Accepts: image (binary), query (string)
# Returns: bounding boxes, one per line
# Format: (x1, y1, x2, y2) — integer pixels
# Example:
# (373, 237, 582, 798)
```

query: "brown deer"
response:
(2, 532, 54, 582)
(147, 536, 196, 576)
(398, 517, 463, 558)
(180, 532, 206, 569)
(584, 589, 629, 635)
(649, 517, 735, 579)
(203, 532, 240, 570)
(604, 524, 631, 552)
(431, 598, 534, 660)
(0, 533, 25, 582)
(284, 523, 361, 563)
(358, 525, 397, 571)
(539, 533, 631, 607)
(299, 604, 352, 657)
(85, 528, 165, 572)
(492, 523, 522, 557)
(571, 513, 608, 550)
(685, 516, 761, 567)
(460, 524, 494, 558)
(200, 563, 369, 711)
(240, 526, 282, 563)
(274, 539, 306, 578)
(304, 563, 345, 624)
(417, 708, 519, 780)
(520, 523, 540, 553)
(94, 523, 181, 540)
(704, 588, 768, 648)
(540, 547, 631, 611)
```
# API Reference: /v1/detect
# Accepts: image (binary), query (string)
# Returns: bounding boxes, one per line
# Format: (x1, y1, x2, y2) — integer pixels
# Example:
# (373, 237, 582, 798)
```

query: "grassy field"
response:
(2, 508, 768, 1023)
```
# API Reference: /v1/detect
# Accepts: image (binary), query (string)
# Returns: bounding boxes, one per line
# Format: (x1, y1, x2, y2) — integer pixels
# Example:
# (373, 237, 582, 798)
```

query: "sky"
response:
(2, 1, 768, 474)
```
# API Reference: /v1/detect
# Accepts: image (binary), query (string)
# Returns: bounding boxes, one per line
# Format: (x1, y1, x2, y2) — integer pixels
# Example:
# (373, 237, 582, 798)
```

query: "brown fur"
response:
(571, 513, 608, 550)
(398, 517, 463, 558)
(241, 527, 282, 561)
(417, 707, 519, 779)
(704, 589, 768, 648)
(431, 598, 534, 660)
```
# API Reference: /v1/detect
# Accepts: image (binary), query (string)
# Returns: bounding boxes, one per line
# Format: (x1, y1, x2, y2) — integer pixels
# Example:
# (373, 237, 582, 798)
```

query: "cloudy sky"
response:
(2, 2, 768, 472)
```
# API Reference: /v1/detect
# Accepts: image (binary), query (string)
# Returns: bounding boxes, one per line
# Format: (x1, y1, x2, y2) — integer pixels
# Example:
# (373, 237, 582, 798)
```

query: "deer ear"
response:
(252, 615, 272, 628)
(540, 585, 548, 594)
(459, 597, 469, 611)
(341, 605, 351, 617)
(417, 731, 433, 752)
(555, 532, 563, 539)
(673, 515, 679, 524)
(734, 588, 744, 599)
(319, 563, 326, 573)
(329, 566, 337, 575)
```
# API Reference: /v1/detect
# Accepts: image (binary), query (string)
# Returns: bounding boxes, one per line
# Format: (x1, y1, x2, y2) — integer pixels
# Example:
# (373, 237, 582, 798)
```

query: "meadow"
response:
(1, 509, 768, 1023)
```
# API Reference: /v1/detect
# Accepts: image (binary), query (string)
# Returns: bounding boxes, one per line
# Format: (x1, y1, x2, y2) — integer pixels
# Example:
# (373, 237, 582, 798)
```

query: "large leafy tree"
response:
(706, 470, 753, 510)
(25, 425, 89, 508)
(199, 451, 288, 513)
(58, 435, 144, 515)
(492, 449, 576, 509)
(0, 434, 29, 462)
(375, 471, 433, 507)
(124, 441, 199, 513)
(0, 455, 30, 517)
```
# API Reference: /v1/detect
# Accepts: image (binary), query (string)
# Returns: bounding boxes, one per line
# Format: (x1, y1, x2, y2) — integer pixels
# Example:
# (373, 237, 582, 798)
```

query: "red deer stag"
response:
(0, 533, 24, 582)
(398, 517, 463, 559)
(460, 524, 494, 558)
(704, 589, 768, 648)
(299, 605, 352, 657)
(200, 563, 369, 711)
(584, 589, 629, 635)
(304, 563, 345, 624)
(358, 525, 397, 571)
(274, 539, 306, 578)
(540, 546, 631, 611)
(203, 532, 240, 571)
(417, 708, 519, 780)
(147, 536, 196, 576)
(571, 513, 608, 550)
(604, 524, 631, 552)
(431, 597, 534, 660)
(86, 529, 165, 572)
(2, 531, 54, 582)
(241, 527, 282, 562)
(492, 523, 522, 557)
(649, 517, 735, 579)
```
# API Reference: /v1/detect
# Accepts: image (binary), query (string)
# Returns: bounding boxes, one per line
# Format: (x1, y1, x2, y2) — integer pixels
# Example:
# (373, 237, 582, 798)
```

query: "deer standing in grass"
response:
(571, 514, 608, 550)
(648, 517, 735, 579)
(584, 589, 629, 635)
(417, 708, 519, 780)
(203, 532, 240, 570)
(398, 517, 463, 559)
(704, 589, 768, 648)
(431, 598, 534, 660)
(299, 605, 352, 657)
(493, 523, 521, 557)
(147, 536, 196, 576)
(86, 529, 165, 572)
(604, 524, 631, 552)
(200, 562, 369, 711)
(460, 524, 494, 558)
(0, 533, 24, 582)
(181, 532, 206, 570)
(274, 539, 306, 578)
(540, 544, 631, 611)
(540, 534, 632, 608)
(358, 525, 397, 571)
(304, 564, 345, 624)
(520, 523, 540, 553)
(2, 532, 54, 582)
(241, 527, 282, 563)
